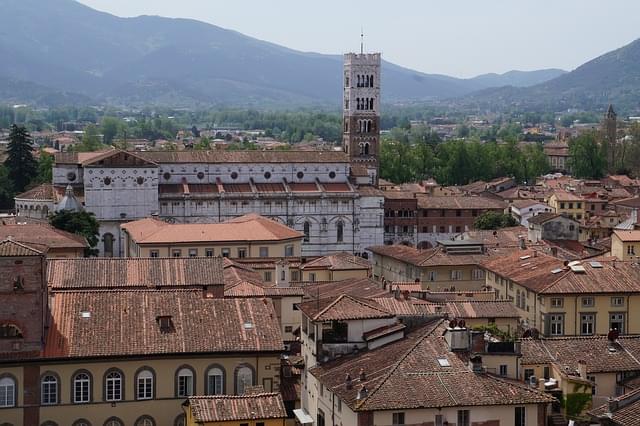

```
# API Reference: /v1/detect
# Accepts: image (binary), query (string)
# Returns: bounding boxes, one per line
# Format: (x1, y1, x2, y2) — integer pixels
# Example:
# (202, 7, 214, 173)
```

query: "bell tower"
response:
(603, 104, 617, 171)
(343, 49, 381, 185)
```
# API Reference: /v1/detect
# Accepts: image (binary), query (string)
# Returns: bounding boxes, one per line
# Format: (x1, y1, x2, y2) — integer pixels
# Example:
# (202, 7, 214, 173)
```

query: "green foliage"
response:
(568, 132, 606, 179)
(563, 387, 592, 420)
(35, 150, 54, 184)
(473, 211, 519, 230)
(74, 124, 105, 152)
(193, 136, 211, 150)
(472, 324, 514, 342)
(0, 166, 15, 210)
(100, 116, 123, 145)
(4, 124, 37, 193)
(49, 210, 100, 255)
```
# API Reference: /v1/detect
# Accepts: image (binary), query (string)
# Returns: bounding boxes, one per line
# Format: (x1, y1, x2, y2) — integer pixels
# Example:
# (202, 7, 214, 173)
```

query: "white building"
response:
(509, 199, 553, 226)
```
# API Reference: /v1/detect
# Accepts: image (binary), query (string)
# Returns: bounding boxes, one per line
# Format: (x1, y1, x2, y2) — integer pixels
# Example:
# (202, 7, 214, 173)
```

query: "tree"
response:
(49, 210, 100, 256)
(568, 132, 606, 179)
(75, 124, 103, 152)
(4, 124, 37, 193)
(473, 211, 518, 230)
(101, 117, 122, 145)
(35, 150, 54, 184)
(0, 166, 14, 210)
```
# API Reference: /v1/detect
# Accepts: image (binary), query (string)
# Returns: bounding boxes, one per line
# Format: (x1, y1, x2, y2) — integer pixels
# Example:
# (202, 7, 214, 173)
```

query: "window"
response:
(551, 298, 564, 308)
(303, 221, 311, 242)
(499, 365, 508, 376)
(205, 248, 214, 257)
(297, 171, 304, 179)
(176, 367, 194, 397)
(172, 249, 181, 258)
(105, 370, 123, 402)
(230, 171, 238, 180)
(337, 398, 342, 412)
(206, 366, 224, 395)
(188, 249, 198, 258)
(544, 366, 550, 380)
(581, 314, 595, 335)
(237, 248, 247, 258)
(136, 369, 154, 400)
(41, 374, 58, 405)
(264, 271, 272, 282)
(610, 313, 625, 333)
(457, 410, 470, 426)
(235, 365, 254, 395)
(612, 297, 624, 307)
(150, 250, 159, 258)
(472, 269, 484, 280)
(104, 418, 124, 426)
(259, 247, 269, 257)
(568, 203, 573, 209)
(309, 272, 316, 282)
(0, 375, 16, 407)
(284, 326, 293, 333)
(73, 371, 91, 403)
(524, 369, 535, 381)
(291, 270, 299, 281)
(285, 245, 294, 257)
(174, 414, 186, 426)
(450, 270, 463, 280)
(549, 314, 564, 336)
(0, 324, 22, 338)
(627, 245, 636, 255)
(582, 297, 594, 307)
(560, 203, 565, 209)
(221, 248, 230, 258)
(435, 415, 444, 426)
(439, 226, 445, 233)
(392, 412, 405, 425)
(72, 420, 91, 426)
(317, 408, 326, 426)
(428, 271, 437, 281)
(337, 221, 344, 243)
(515, 406, 526, 426)
(134, 416, 155, 426)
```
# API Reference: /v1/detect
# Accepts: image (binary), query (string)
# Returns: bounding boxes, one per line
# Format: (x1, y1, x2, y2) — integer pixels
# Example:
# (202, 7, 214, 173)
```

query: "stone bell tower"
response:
(343, 49, 381, 185)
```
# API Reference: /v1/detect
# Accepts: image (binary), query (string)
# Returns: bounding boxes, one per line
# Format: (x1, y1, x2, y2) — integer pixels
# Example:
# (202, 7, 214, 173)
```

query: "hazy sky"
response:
(78, 0, 640, 78)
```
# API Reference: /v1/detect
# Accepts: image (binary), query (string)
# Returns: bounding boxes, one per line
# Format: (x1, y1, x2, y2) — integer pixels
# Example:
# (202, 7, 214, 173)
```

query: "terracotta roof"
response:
(310, 320, 554, 411)
(526, 212, 564, 225)
(15, 183, 55, 201)
(186, 393, 287, 423)
(296, 277, 388, 300)
(510, 199, 548, 209)
(122, 214, 302, 244)
(589, 387, 640, 425)
(0, 238, 44, 256)
(613, 197, 640, 209)
(322, 182, 352, 192)
(54, 149, 115, 165)
(613, 230, 640, 242)
(41, 290, 283, 359)
(0, 224, 87, 249)
(520, 336, 640, 373)
(288, 182, 320, 192)
(357, 185, 384, 197)
(298, 294, 393, 321)
(414, 300, 521, 319)
(368, 245, 498, 267)
(300, 252, 370, 271)
(550, 190, 584, 202)
(481, 249, 566, 292)
(457, 227, 528, 248)
(538, 259, 640, 294)
(138, 150, 349, 164)
(47, 257, 224, 290)
(416, 195, 506, 210)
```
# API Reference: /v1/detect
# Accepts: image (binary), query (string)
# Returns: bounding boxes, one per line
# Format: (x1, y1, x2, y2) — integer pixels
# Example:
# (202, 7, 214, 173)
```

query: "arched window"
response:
(40, 422, 58, 426)
(72, 420, 91, 426)
(174, 414, 186, 426)
(356, 98, 360, 110)
(176, 367, 194, 397)
(235, 365, 255, 395)
(104, 369, 123, 401)
(303, 221, 310, 242)
(337, 221, 344, 243)
(206, 366, 225, 395)
(41, 373, 59, 405)
(0, 324, 23, 338)
(0, 375, 16, 407)
(104, 418, 123, 426)
(364, 143, 370, 156)
(72, 371, 91, 403)
(134, 416, 155, 426)
(370, 74, 374, 87)
(103, 233, 114, 258)
(369, 98, 374, 110)
(136, 368, 154, 400)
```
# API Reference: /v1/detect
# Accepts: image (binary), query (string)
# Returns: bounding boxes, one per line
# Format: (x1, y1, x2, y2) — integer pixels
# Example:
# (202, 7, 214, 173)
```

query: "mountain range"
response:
(0, 0, 635, 111)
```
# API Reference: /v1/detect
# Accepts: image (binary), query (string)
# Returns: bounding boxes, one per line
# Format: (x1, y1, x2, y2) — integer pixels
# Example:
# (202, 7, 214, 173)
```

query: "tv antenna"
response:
(360, 27, 364, 54)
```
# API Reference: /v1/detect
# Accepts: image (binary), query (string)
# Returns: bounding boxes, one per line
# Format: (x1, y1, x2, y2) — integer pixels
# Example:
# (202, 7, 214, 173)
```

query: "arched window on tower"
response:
(370, 74, 374, 87)
(337, 221, 344, 243)
(364, 142, 370, 156)
(303, 221, 310, 242)
(356, 98, 360, 110)
(369, 98, 374, 110)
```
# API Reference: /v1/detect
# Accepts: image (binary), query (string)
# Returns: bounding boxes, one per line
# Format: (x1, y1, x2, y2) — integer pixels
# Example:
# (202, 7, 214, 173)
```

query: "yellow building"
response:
(369, 241, 501, 291)
(611, 229, 640, 261)
(548, 190, 585, 220)
(183, 393, 287, 426)
(121, 213, 303, 259)
(299, 252, 370, 282)
(482, 249, 640, 336)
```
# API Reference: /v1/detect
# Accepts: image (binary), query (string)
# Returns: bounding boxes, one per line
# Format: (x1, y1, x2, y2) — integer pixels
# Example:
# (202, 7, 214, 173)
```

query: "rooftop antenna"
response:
(360, 27, 364, 54)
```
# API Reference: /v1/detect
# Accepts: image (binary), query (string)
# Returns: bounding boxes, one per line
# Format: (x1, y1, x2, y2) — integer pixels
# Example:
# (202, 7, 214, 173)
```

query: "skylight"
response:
(437, 357, 451, 367)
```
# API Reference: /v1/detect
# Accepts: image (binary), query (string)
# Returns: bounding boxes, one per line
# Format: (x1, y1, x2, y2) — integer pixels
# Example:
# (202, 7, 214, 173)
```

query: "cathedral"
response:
(15, 52, 385, 258)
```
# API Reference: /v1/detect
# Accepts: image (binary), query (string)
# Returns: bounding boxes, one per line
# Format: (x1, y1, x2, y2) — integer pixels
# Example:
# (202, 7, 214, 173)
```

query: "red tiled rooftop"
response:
(289, 183, 320, 192)
(254, 183, 286, 193)
(186, 393, 287, 423)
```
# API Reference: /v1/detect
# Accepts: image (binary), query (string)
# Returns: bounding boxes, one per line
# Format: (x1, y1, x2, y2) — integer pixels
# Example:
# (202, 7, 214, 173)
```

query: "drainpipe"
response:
(352, 198, 356, 255)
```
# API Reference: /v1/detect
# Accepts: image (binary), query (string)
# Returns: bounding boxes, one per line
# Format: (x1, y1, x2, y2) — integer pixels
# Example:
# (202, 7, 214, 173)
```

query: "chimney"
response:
(519, 237, 526, 250)
(356, 385, 368, 400)
(204, 284, 224, 298)
(551, 247, 558, 257)
(359, 368, 366, 381)
(608, 397, 619, 414)
(577, 360, 587, 380)
(469, 355, 483, 373)
(471, 331, 485, 353)
(345, 374, 353, 390)
(394, 286, 401, 300)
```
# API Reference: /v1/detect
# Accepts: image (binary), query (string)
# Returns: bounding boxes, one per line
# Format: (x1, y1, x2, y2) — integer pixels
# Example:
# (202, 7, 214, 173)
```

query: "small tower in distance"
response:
(343, 44, 381, 185)
(603, 104, 617, 171)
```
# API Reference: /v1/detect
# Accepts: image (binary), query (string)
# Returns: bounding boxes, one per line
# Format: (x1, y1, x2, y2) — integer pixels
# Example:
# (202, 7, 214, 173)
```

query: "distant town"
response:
(1, 23, 640, 426)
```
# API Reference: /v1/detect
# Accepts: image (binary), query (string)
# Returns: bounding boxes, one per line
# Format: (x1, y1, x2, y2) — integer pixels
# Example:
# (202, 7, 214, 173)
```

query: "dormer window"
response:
(156, 316, 174, 333)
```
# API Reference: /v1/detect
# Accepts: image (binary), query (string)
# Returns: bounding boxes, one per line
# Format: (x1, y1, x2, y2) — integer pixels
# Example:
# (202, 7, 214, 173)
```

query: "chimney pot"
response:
(345, 373, 353, 390)
(359, 368, 366, 381)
